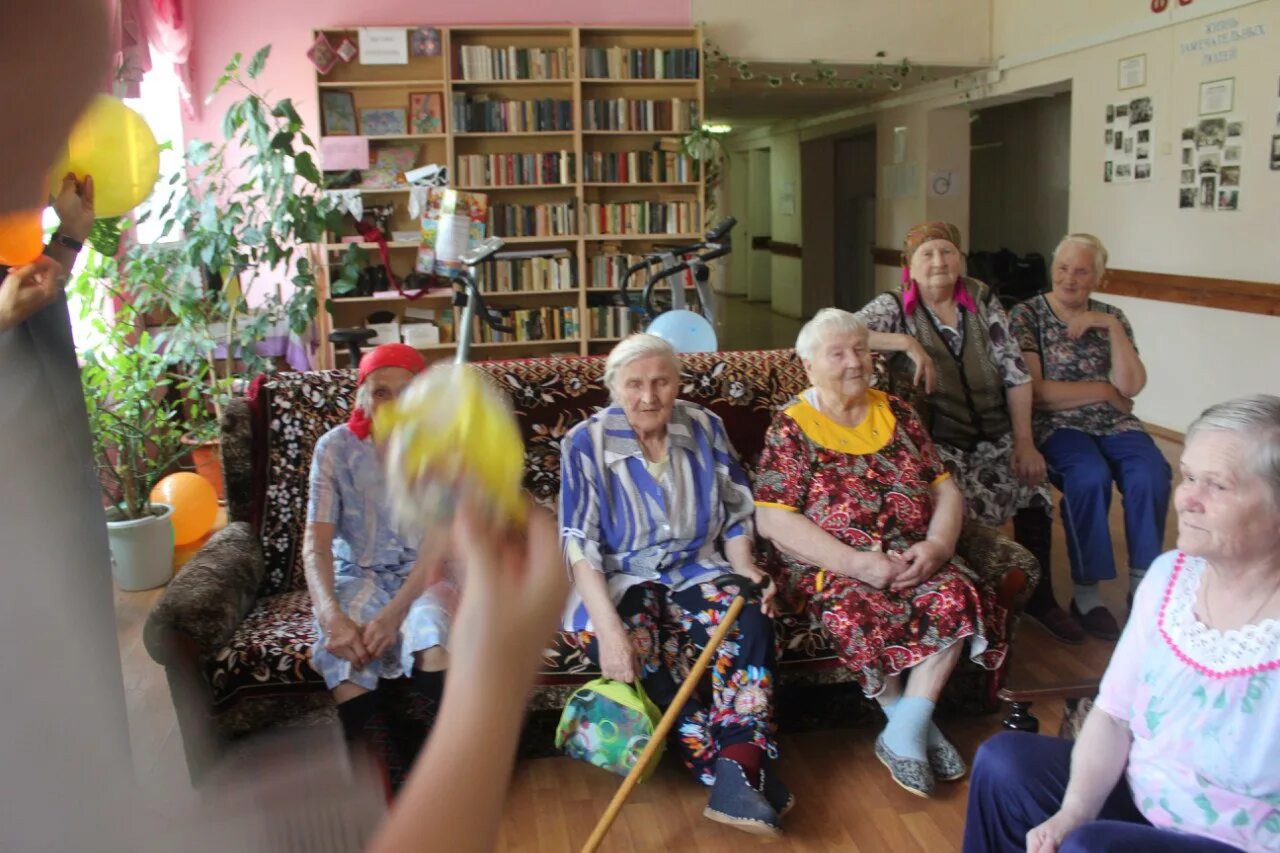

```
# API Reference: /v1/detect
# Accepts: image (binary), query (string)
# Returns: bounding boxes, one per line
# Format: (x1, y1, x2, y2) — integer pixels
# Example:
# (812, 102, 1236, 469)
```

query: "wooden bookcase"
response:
(312, 25, 705, 368)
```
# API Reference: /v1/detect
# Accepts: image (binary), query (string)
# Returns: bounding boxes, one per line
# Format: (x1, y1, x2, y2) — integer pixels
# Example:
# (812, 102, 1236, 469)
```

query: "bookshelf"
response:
(313, 25, 704, 368)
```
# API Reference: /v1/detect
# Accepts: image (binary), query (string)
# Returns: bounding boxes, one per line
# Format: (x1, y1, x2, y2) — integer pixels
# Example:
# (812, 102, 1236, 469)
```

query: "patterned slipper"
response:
(703, 757, 783, 837)
(927, 736, 967, 782)
(875, 734, 935, 798)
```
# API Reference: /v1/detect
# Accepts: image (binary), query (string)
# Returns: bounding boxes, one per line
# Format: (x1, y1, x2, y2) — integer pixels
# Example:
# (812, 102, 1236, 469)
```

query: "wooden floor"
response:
(116, 437, 1181, 851)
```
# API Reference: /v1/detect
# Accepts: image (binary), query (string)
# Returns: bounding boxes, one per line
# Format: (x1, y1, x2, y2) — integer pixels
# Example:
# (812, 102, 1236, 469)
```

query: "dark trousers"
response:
(963, 732, 1241, 852)
(1042, 429, 1171, 584)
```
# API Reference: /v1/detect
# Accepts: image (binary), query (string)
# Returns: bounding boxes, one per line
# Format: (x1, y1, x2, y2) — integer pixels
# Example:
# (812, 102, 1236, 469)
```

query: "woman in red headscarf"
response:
(854, 222, 1081, 645)
(304, 343, 451, 781)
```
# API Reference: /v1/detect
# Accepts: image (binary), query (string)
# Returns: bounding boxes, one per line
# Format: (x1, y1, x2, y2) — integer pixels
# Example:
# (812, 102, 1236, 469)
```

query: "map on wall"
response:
(1178, 116, 1243, 211)
(1104, 96, 1155, 183)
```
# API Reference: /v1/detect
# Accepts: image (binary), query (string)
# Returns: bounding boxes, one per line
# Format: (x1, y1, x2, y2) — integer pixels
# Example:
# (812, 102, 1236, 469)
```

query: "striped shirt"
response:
(559, 400, 755, 631)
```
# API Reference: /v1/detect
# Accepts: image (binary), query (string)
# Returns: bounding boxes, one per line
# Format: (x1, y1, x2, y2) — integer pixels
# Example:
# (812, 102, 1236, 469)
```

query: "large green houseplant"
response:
(128, 45, 361, 457)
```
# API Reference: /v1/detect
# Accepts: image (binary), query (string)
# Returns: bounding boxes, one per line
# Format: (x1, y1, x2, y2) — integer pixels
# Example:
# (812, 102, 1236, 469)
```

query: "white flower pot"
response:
(106, 503, 175, 591)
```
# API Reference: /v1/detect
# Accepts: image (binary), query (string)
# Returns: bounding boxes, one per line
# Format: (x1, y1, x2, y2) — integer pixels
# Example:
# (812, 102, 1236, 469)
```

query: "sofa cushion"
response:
(207, 590, 326, 709)
(251, 350, 811, 597)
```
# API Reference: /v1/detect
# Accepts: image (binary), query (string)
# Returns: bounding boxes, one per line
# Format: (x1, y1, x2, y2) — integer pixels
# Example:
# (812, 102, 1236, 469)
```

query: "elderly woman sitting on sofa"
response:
(965, 394, 1280, 853)
(754, 309, 1008, 798)
(559, 333, 791, 837)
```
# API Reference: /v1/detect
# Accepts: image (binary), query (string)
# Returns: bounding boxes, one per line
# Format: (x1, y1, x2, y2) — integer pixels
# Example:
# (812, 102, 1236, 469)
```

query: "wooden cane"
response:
(579, 575, 767, 853)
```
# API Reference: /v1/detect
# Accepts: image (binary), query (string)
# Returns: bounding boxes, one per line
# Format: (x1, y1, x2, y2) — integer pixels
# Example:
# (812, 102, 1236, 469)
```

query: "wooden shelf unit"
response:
(313, 25, 704, 367)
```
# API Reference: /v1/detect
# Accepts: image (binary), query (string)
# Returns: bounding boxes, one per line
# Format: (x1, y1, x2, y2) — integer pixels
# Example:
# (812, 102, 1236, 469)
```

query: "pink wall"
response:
(185, 0, 692, 144)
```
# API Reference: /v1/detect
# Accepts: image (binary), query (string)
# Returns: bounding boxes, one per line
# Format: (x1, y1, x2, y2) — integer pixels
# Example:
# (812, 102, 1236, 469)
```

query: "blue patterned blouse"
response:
(308, 424, 420, 576)
(558, 400, 755, 631)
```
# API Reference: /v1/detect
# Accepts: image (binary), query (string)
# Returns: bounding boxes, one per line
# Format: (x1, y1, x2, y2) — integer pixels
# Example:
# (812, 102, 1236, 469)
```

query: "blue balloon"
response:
(646, 310, 718, 353)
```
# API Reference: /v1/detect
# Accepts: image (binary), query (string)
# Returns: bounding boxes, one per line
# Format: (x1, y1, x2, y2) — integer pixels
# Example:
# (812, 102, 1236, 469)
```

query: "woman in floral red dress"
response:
(754, 308, 1008, 798)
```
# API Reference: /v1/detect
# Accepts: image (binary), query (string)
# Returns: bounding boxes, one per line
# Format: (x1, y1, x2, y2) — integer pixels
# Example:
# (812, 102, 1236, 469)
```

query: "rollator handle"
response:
(713, 572, 771, 603)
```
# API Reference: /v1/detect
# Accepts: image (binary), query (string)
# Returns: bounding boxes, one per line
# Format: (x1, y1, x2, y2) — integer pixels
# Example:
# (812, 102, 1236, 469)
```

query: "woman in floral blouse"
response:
(856, 222, 1079, 644)
(1009, 234, 1172, 640)
(965, 395, 1280, 853)
(754, 309, 1007, 798)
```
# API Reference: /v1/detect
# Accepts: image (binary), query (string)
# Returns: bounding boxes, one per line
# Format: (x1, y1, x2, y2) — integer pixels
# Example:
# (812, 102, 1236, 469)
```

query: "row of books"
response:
(452, 95, 574, 133)
(587, 253, 697, 291)
(581, 47, 700, 80)
(474, 251, 576, 292)
(455, 152, 577, 187)
(587, 305, 638, 339)
(454, 46, 572, 81)
(583, 201, 701, 236)
(582, 150, 699, 184)
(582, 98, 701, 132)
(463, 306, 581, 343)
(487, 202, 577, 237)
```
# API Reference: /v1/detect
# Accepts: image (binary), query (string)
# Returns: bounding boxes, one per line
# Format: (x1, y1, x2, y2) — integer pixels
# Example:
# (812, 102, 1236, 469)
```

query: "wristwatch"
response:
(48, 230, 84, 253)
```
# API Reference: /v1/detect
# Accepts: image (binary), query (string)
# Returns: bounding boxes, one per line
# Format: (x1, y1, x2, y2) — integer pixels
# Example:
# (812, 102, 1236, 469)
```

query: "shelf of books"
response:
(313, 25, 703, 367)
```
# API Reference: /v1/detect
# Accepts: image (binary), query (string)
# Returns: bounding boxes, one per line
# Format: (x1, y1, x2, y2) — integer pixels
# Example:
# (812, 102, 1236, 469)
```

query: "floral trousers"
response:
(580, 581, 778, 786)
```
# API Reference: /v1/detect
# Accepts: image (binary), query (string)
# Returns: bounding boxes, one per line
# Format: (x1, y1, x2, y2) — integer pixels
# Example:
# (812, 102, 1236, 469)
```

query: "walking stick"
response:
(580, 574, 770, 853)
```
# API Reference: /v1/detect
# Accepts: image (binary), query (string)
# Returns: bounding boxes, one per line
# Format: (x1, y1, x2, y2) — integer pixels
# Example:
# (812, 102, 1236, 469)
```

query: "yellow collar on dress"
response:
(785, 388, 896, 455)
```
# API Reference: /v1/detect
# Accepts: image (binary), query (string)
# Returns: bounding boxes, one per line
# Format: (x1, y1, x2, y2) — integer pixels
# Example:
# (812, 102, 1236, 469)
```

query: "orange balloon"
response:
(151, 472, 219, 546)
(0, 209, 45, 266)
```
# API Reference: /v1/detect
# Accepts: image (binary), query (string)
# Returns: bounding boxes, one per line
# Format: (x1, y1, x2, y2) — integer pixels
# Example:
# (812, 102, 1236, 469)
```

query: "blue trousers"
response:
(963, 732, 1241, 852)
(1042, 429, 1171, 584)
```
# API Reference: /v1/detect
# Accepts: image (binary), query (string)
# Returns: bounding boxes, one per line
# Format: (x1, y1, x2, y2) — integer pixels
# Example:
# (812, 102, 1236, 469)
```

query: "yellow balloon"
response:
(151, 472, 219, 546)
(50, 95, 159, 219)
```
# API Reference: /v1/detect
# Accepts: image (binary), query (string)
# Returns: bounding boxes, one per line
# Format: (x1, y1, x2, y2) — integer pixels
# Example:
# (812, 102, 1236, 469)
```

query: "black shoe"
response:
(704, 757, 782, 837)
(761, 762, 795, 817)
(1026, 604, 1088, 645)
(1070, 600, 1121, 641)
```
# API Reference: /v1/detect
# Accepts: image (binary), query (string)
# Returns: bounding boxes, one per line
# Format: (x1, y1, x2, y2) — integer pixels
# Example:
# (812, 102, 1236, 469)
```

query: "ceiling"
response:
(704, 61, 977, 126)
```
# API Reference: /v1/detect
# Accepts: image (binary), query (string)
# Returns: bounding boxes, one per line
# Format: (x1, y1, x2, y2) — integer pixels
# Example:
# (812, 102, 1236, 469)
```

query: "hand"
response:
(892, 539, 951, 589)
(597, 625, 639, 683)
(905, 339, 937, 394)
(734, 564, 779, 617)
(1065, 311, 1115, 340)
(1027, 808, 1090, 853)
(1108, 386, 1134, 415)
(321, 606, 372, 669)
(446, 496, 571, 679)
(362, 609, 405, 662)
(52, 173, 95, 243)
(0, 257, 65, 333)
(849, 550, 909, 590)
(1012, 438, 1047, 485)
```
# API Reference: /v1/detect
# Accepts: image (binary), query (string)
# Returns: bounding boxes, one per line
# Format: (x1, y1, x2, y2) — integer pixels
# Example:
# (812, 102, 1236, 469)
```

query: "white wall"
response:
(769, 132, 804, 318)
(725, 0, 1280, 430)
(746, 148, 774, 302)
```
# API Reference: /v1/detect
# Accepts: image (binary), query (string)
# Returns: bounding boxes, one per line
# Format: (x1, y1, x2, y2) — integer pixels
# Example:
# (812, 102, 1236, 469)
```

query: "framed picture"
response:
(410, 27, 442, 57)
(409, 91, 445, 134)
(1118, 54, 1146, 90)
(335, 36, 358, 63)
(320, 90, 357, 135)
(1199, 78, 1234, 115)
(360, 107, 408, 137)
(307, 33, 339, 75)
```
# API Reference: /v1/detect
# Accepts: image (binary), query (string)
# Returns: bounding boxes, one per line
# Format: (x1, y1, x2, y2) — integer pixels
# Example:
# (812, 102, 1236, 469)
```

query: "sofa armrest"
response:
(144, 521, 266, 665)
(956, 521, 1040, 612)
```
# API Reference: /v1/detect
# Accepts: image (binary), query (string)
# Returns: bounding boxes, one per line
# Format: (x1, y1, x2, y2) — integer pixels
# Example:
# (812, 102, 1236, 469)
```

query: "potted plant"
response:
(72, 252, 196, 591)
(126, 45, 362, 497)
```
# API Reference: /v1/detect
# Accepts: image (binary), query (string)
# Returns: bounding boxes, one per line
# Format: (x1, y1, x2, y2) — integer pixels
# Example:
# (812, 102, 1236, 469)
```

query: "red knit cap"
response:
(357, 343, 426, 386)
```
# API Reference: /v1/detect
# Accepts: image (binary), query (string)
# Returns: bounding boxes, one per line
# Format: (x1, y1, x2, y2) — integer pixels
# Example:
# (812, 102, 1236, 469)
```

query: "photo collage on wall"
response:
(1104, 96, 1154, 183)
(1179, 116, 1243, 211)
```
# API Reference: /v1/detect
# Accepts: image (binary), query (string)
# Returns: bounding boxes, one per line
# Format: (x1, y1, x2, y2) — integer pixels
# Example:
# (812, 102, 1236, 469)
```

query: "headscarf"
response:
(347, 343, 427, 439)
(900, 220, 975, 316)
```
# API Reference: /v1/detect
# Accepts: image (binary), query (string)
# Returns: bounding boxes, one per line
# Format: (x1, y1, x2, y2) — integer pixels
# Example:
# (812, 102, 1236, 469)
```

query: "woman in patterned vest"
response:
(856, 222, 1083, 644)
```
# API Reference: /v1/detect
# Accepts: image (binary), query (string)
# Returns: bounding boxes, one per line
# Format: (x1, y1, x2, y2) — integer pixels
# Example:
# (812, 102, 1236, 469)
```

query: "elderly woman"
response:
(856, 221, 1080, 644)
(559, 333, 790, 837)
(305, 343, 452, 775)
(754, 309, 1008, 798)
(964, 394, 1280, 852)
(1010, 234, 1172, 639)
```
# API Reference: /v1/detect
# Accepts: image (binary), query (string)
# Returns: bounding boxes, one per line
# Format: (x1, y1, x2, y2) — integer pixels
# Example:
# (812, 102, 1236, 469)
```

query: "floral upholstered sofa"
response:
(144, 349, 1038, 780)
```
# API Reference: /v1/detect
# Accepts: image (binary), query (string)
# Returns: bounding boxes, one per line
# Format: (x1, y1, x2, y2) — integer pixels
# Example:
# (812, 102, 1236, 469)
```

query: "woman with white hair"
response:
(1010, 234, 1172, 640)
(754, 309, 1008, 798)
(559, 333, 791, 837)
(965, 394, 1280, 853)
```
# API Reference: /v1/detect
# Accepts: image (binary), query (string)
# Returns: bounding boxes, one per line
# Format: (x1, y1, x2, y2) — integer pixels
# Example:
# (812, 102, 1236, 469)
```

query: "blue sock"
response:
(880, 696, 933, 761)
(882, 697, 949, 749)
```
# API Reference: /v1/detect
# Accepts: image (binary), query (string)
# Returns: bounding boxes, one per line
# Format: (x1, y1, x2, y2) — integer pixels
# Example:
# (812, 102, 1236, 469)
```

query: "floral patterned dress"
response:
(753, 389, 1008, 697)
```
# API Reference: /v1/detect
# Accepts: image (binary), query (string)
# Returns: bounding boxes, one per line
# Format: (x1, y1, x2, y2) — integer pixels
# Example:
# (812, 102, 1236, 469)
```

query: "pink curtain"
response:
(112, 0, 197, 118)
